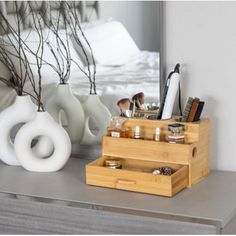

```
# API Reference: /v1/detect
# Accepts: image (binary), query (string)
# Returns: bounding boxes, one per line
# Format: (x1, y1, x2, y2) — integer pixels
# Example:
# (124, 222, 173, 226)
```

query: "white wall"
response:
(164, 2, 236, 171)
(99, 1, 161, 51)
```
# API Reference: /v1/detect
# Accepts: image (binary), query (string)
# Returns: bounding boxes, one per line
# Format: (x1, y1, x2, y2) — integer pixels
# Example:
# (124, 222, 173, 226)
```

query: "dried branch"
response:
(40, 1, 72, 84)
(27, 1, 46, 111)
(0, 0, 98, 110)
(0, 1, 46, 111)
(0, 2, 35, 97)
(64, 1, 97, 94)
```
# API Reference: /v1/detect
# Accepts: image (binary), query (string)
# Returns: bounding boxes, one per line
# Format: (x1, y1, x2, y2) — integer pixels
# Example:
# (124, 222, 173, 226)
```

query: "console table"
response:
(0, 150, 235, 234)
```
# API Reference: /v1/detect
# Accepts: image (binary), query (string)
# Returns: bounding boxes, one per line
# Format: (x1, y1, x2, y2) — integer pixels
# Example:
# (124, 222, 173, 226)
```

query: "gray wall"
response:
(164, 2, 236, 171)
(99, 1, 160, 51)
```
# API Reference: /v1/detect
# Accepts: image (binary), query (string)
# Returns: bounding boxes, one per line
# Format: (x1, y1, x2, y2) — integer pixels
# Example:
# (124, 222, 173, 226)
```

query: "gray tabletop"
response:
(0, 156, 235, 228)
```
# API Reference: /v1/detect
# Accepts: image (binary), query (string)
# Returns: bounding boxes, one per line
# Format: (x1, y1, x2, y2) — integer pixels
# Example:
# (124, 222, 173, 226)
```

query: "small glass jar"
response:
(105, 159, 122, 169)
(167, 123, 185, 144)
(107, 116, 126, 138)
(153, 127, 160, 141)
(133, 126, 142, 139)
(107, 127, 121, 138)
(120, 127, 131, 138)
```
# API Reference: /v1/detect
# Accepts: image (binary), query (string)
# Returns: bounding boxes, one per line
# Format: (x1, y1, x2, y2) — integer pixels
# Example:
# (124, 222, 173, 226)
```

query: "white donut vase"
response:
(81, 94, 111, 145)
(0, 95, 53, 166)
(45, 83, 85, 143)
(14, 111, 71, 172)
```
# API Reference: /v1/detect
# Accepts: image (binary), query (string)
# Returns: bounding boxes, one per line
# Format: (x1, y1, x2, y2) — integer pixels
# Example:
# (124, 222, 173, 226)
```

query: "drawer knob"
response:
(117, 179, 136, 185)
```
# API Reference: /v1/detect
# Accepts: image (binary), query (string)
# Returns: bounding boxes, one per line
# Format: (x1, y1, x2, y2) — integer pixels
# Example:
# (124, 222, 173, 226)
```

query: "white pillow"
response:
(80, 18, 113, 31)
(3, 28, 83, 84)
(71, 21, 140, 66)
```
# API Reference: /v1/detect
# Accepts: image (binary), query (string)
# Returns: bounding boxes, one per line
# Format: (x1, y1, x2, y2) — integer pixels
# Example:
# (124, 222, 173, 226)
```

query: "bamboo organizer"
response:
(86, 117, 210, 197)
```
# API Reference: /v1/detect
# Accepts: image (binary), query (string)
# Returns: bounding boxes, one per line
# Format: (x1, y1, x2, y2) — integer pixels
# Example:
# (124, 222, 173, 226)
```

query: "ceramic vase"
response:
(45, 83, 85, 143)
(14, 111, 71, 172)
(0, 95, 53, 166)
(81, 94, 111, 145)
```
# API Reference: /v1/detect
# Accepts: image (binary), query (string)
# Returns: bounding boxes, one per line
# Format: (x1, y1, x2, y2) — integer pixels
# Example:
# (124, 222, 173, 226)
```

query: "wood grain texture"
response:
(189, 118, 210, 187)
(103, 136, 196, 164)
(122, 117, 205, 143)
(86, 157, 188, 197)
(86, 117, 210, 195)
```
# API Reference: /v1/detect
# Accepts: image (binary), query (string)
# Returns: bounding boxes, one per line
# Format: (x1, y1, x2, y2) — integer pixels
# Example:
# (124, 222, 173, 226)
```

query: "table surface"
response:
(0, 156, 235, 228)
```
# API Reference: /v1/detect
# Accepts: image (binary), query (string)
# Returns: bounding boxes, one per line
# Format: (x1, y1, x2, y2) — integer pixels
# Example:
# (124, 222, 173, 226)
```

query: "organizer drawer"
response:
(102, 136, 197, 165)
(86, 157, 188, 197)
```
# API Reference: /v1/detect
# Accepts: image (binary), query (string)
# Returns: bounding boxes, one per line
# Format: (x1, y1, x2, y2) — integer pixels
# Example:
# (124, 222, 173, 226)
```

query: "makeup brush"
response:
(117, 98, 132, 117)
(132, 92, 145, 109)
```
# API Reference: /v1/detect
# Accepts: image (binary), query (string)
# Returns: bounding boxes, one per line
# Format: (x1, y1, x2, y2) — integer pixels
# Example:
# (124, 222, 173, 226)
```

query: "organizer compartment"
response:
(122, 117, 206, 143)
(103, 136, 197, 164)
(86, 157, 188, 197)
(121, 117, 210, 187)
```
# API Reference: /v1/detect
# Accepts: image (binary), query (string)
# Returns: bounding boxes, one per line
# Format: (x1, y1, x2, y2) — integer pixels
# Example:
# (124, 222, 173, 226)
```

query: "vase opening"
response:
(9, 122, 25, 144)
(88, 116, 99, 136)
(31, 135, 55, 159)
(58, 109, 69, 128)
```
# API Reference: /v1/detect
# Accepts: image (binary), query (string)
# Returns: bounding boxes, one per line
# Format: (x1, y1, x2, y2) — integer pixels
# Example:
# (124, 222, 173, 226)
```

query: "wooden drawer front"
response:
(103, 136, 197, 164)
(86, 157, 188, 197)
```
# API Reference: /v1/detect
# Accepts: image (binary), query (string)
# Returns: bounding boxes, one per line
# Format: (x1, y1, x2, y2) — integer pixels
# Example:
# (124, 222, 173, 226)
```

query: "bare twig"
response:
(64, 1, 97, 94)
(0, 1, 46, 111)
(40, 1, 72, 84)
(0, 3, 34, 96)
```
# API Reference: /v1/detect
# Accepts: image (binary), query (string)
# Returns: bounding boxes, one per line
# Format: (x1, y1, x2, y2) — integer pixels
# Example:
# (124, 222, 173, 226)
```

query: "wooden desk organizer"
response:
(86, 118, 210, 197)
